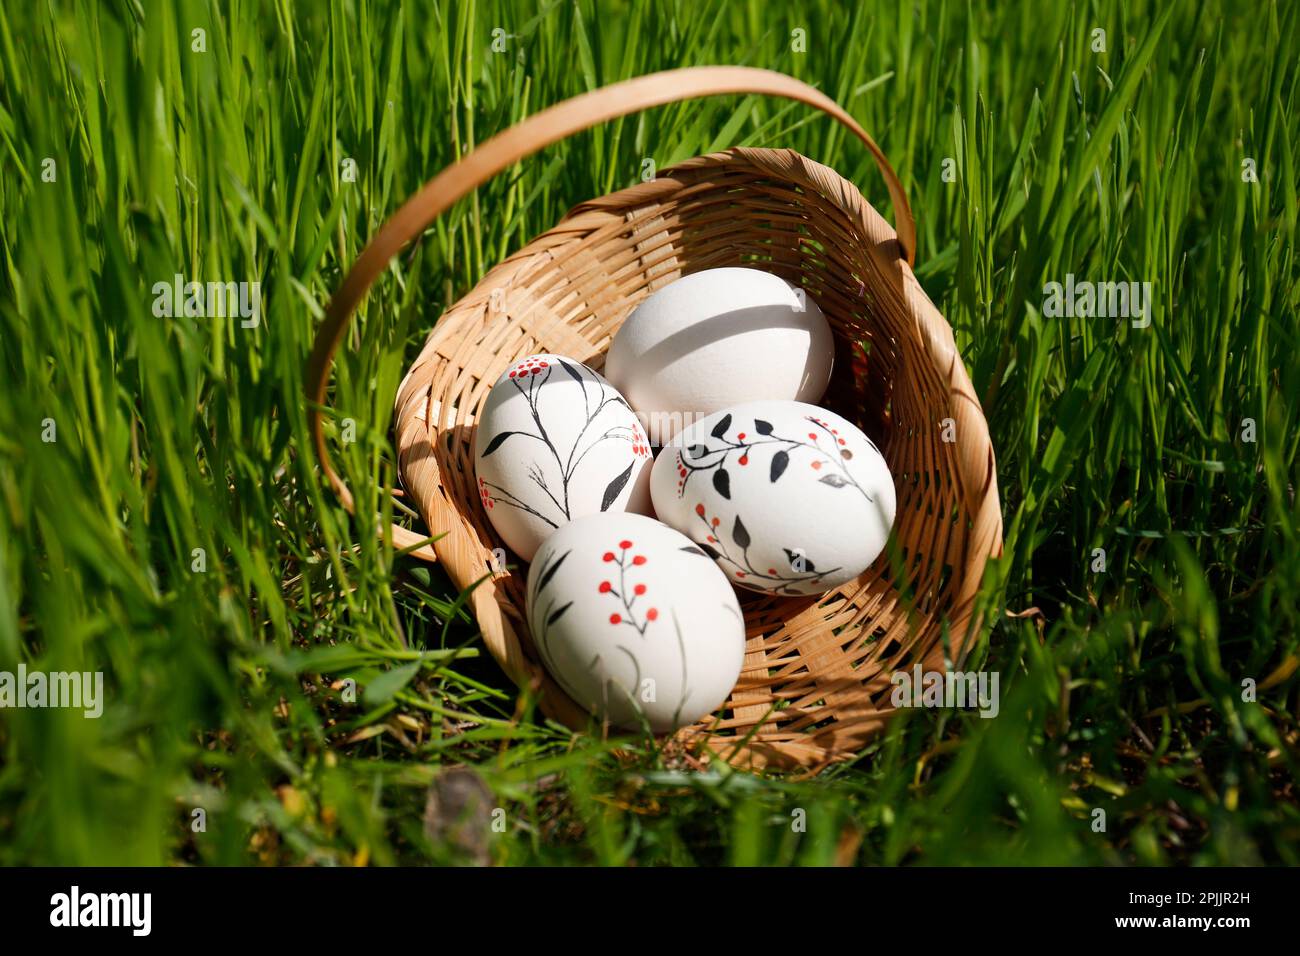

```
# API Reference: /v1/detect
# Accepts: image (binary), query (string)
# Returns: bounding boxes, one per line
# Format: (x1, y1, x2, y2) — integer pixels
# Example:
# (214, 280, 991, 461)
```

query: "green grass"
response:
(0, 0, 1297, 866)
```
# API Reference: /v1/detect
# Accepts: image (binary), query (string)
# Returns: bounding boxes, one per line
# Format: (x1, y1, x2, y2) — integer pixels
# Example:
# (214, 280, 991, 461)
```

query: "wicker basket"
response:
(307, 67, 1003, 771)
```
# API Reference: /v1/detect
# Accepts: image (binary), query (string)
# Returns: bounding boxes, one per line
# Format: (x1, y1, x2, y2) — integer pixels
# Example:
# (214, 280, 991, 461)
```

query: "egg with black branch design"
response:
(474, 354, 653, 560)
(650, 400, 896, 595)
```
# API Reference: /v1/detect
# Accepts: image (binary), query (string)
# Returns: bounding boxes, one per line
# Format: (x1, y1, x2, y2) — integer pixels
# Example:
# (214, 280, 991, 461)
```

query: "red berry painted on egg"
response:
(599, 581, 612, 593)
(634, 584, 646, 595)
(695, 504, 705, 516)
(603, 552, 615, 562)
(609, 613, 621, 625)
(632, 555, 646, 566)
(619, 540, 633, 550)
(646, 608, 658, 621)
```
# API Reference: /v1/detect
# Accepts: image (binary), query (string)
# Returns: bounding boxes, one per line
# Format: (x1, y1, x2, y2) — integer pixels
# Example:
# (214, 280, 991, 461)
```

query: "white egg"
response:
(526, 512, 745, 732)
(650, 400, 896, 596)
(605, 268, 834, 440)
(474, 354, 653, 561)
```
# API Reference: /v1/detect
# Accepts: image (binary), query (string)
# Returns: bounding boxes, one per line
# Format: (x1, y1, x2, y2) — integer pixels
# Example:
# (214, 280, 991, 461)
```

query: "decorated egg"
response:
(605, 267, 834, 440)
(474, 354, 653, 561)
(526, 512, 745, 732)
(650, 400, 896, 596)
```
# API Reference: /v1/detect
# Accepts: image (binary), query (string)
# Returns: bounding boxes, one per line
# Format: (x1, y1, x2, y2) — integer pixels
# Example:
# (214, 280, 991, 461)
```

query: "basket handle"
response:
(306, 66, 915, 561)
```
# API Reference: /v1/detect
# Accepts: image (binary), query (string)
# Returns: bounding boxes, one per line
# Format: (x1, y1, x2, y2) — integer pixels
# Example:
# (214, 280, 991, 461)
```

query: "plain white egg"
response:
(649, 400, 896, 596)
(526, 512, 745, 732)
(474, 354, 652, 561)
(605, 268, 834, 441)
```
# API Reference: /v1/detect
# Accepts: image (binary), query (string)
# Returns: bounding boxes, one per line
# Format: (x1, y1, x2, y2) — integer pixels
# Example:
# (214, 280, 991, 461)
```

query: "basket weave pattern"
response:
(391, 146, 1002, 769)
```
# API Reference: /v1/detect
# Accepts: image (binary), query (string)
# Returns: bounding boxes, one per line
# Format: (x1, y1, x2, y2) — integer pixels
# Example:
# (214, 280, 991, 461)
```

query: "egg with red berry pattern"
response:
(650, 400, 896, 596)
(526, 512, 745, 732)
(474, 354, 653, 561)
